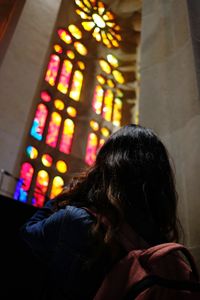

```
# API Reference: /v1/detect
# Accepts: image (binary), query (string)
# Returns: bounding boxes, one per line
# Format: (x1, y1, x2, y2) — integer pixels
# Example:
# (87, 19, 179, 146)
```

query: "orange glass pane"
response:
(59, 118, 74, 154)
(54, 44, 63, 54)
(112, 98, 122, 126)
(57, 29, 72, 44)
(46, 112, 62, 148)
(102, 89, 114, 121)
(85, 133, 98, 166)
(54, 99, 65, 110)
(92, 85, 104, 114)
(82, 21, 95, 31)
(57, 60, 73, 94)
(41, 154, 53, 167)
(50, 176, 64, 199)
(32, 170, 49, 207)
(90, 120, 99, 131)
(69, 70, 83, 101)
(77, 61, 85, 70)
(66, 106, 77, 117)
(45, 54, 60, 86)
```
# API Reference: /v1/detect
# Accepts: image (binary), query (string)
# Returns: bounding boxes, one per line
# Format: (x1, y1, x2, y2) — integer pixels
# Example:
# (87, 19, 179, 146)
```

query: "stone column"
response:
(140, 0, 200, 269)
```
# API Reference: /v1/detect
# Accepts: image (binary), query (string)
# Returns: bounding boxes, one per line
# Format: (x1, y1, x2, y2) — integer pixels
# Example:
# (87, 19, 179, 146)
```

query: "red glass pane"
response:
(85, 133, 98, 166)
(45, 54, 60, 86)
(30, 104, 48, 141)
(57, 60, 73, 94)
(46, 112, 62, 148)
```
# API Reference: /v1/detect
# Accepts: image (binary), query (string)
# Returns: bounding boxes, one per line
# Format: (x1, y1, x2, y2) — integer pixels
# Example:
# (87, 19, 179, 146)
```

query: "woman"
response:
(20, 124, 181, 299)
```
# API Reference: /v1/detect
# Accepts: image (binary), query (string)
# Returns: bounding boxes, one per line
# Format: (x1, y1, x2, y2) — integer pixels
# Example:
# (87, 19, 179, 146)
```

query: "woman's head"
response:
(59, 124, 180, 244)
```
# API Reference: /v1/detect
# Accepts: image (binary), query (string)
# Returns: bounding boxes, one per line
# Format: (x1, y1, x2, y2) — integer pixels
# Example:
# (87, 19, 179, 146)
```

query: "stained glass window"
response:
(68, 24, 82, 39)
(54, 99, 65, 110)
(57, 60, 73, 94)
(59, 118, 75, 154)
(85, 133, 98, 166)
(54, 44, 63, 54)
(69, 70, 83, 101)
(40, 91, 51, 102)
(112, 98, 122, 126)
(57, 29, 72, 44)
(46, 112, 62, 147)
(102, 89, 113, 121)
(26, 146, 38, 159)
(92, 85, 104, 114)
(32, 170, 49, 207)
(75, 0, 122, 48)
(66, 106, 77, 117)
(74, 41, 88, 56)
(30, 104, 48, 141)
(14, 163, 34, 202)
(41, 154, 53, 167)
(50, 176, 64, 199)
(90, 120, 99, 131)
(56, 160, 67, 173)
(45, 54, 60, 86)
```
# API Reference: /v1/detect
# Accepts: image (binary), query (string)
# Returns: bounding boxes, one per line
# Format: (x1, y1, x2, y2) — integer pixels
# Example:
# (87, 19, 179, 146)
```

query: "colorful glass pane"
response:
(54, 44, 63, 54)
(32, 170, 49, 207)
(26, 146, 38, 159)
(101, 127, 110, 137)
(102, 89, 114, 121)
(59, 118, 74, 154)
(112, 70, 125, 84)
(14, 162, 34, 202)
(74, 42, 88, 56)
(41, 154, 53, 167)
(92, 85, 104, 114)
(66, 106, 77, 117)
(99, 59, 111, 74)
(45, 54, 60, 86)
(69, 70, 83, 101)
(85, 133, 98, 166)
(40, 91, 51, 102)
(50, 176, 64, 199)
(30, 104, 48, 141)
(66, 50, 75, 60)
(107, 54, 118, 67)
(112, 98, 122, 126)
(54, 99, 65, 110)
(57, 60, 73, 94)
(68, 24, 82, 39)
(96, 74, 105, 85)
(46, 112, 62, 148)
(57, 29, 72, 44)
(77, 61, 85, 70)
(90, 120, 99, 131)
(56, 161, 67, 173)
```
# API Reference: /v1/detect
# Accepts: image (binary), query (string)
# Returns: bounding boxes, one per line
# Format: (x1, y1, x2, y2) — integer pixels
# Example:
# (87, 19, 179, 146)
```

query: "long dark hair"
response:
(55, 124, 181, 246)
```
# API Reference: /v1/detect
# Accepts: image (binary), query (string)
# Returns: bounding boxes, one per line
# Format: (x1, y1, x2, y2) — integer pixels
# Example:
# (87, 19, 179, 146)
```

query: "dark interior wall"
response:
(0, 195, 45, 299)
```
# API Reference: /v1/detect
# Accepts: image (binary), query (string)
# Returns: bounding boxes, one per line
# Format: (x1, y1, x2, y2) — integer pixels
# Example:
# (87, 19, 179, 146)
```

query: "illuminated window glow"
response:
(66, 106, 77, 117)
(30, 104, 48, 141)
(57, 60, 73, 94)
(92, 85, 104, 114)
(96, 74, 106, 85)
(75, 0, 121, 48)
(102, 89, 114, 121)
(46, 112, 62, 148)
(14, 163, 34, 202)
(107, 54, 119, 67)
(54, 44, 63, 54)
(66, 50, 75, 60)
(68, 24, 82, 39)
(32, 170, 49, 207)
(90, 120, 99, 131)
(50, 176, 64, 199)
(74, 41, 88, 56)
(69, 70, 83, 101)
(112, 69, 125, 84)
(54, 99, 65, 110)
(56, 160, 67, 173)
(26, 146, 38, 159)
(40, 91, 51, 102)
(41, 154, 53, 167)
(59, 118, 75, 154)
(99, 59, 111, 74)
(101, 127, 110, 137)
(112, 98, 122, 126)
(57, 29, 72, 44)
(85, 133, 98, 166)
(45, 54, 60, 86)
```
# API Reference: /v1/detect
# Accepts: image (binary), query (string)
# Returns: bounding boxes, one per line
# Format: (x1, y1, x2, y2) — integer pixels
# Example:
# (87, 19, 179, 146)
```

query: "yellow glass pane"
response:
(68, 24, 82, 40)
(112, 70, 125, 84)
(102, 89, 113, 121)
(92, 85, 104, 114)
(54, 44, 63, 54)
(83, 0, 92, 9)
(74, 42, 88, 56)
(103, 11, 114, 21)
(37, 170, 49, 186)
(116, 88, 124, 97)
(57, 29, 72, 44)
(99, 59, 111, 74)
(93, 31, 101, 42)
(57, 60, 73, 94)
(77, 61, 85, 70)
(107, 54, 119, 67)
(92, 13, 106, 28)
(69, 70, 83, 101)
(76, 9, 91, 19)
(66, 50, 75, 59)
(50, 176, 64, 199)
(101, 127, 110, 137)
(56, 160, 67, 173)
(26, 146, 38, 159)
(111, 39, 119, 47)
(107, 79, 115, 88)
(90, 120, 99, 131)
(96, 75, 105, 85)
(41, 154, 53, 167)
(66, 106, 77, 117)
(97, 1, 105, 15)
(82, 21, 95, 31)
(54, 99, 65, 110)
(112, 98, 122, 127)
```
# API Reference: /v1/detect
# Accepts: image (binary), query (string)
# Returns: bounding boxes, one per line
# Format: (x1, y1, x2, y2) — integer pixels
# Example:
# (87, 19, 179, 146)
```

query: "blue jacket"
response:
(20, 200, 110, 300)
